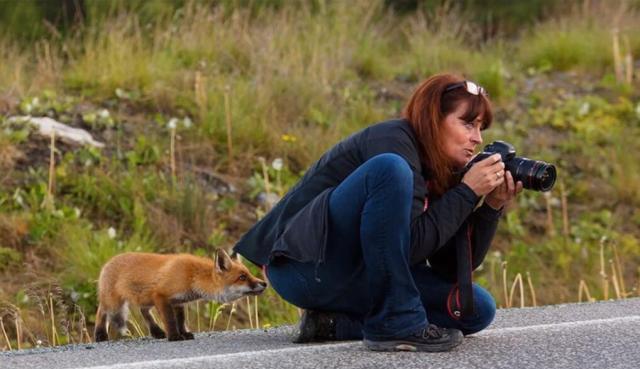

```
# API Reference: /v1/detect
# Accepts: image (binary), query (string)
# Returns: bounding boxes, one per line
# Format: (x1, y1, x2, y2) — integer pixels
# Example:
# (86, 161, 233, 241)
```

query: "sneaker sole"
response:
(363, 334, 463, 353)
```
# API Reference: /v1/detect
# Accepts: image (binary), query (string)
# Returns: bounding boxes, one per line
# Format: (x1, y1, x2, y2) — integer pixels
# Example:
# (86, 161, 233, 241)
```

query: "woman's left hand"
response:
(484, 170, 523, 210)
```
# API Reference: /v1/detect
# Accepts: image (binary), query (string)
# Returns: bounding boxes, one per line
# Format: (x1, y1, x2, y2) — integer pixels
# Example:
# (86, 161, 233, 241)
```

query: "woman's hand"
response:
(461, 153, 506, 196)
(484, 170, 523, 210)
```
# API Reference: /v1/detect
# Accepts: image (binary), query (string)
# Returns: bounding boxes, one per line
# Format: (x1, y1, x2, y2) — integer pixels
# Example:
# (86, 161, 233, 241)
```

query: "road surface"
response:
(2, 298, 639, 369)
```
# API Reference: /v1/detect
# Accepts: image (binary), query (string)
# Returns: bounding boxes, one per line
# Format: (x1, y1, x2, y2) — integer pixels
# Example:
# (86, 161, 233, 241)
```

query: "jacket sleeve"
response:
(468, 202, 502, 269)
(409, 183, 479, 264)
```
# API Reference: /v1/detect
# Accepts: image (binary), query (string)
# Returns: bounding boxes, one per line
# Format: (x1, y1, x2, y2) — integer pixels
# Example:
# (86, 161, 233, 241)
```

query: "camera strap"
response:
(454, 221, 475, 317)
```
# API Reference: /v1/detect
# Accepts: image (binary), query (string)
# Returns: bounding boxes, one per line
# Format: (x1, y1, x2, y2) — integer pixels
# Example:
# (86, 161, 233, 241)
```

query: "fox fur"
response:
(94, 249, 266, 342)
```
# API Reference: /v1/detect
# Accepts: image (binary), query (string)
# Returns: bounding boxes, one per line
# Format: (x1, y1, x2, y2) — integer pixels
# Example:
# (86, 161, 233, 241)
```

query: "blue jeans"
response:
(266, 154, 496, 340)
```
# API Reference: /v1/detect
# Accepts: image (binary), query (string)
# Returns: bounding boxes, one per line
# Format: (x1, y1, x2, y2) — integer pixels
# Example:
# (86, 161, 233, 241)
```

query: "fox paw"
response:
(168, 333, 185, 341)
(94, 329, 109, 342)
(181, 332, 195, 340)
(150, 329, 166, 339)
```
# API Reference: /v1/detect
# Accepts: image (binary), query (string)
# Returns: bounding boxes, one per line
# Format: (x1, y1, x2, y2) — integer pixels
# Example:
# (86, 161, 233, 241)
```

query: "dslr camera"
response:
(465, 141, 556, 192)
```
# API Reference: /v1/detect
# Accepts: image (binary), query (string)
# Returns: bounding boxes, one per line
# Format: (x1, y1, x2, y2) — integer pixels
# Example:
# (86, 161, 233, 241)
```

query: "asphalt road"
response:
(2, 298, 639, 369)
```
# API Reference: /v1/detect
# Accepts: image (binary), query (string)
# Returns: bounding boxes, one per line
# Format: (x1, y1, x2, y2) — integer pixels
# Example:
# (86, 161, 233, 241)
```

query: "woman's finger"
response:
(505, 171, 514, 196)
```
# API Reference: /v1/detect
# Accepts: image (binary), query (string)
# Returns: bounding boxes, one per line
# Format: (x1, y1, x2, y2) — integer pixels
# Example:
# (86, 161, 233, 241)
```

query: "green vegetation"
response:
(1, 0, 640, 350)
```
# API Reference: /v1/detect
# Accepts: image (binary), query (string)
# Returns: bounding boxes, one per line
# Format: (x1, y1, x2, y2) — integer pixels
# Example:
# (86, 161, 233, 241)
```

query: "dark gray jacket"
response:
(234, 119, 501, 317)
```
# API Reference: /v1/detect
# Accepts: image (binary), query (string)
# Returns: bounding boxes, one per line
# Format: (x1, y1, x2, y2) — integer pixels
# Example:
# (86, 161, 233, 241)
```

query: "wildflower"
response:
(115, 88, 127, 99)
(281, 134, 297, 143)
(182, 117, 193, 128)
(272, 158, 284, 171)
(98, 109, 110, 119)
(578, 102, 590, 116)
(107, 227, 117, 239)
(167, 118, 178, 130)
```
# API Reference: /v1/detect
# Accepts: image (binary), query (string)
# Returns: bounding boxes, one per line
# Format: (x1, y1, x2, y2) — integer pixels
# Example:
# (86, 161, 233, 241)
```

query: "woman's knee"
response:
(365, 153, 412, 189)
(462, 285, 496, 335)
(266, 259, 318, 309)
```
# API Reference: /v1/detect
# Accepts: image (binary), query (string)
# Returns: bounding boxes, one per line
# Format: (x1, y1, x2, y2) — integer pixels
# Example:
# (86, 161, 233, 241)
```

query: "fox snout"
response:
(248, 280, 267, 295)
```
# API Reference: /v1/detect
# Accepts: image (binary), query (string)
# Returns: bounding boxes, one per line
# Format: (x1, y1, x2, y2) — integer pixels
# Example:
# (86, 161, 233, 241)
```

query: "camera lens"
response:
(506, 157, 557, 192)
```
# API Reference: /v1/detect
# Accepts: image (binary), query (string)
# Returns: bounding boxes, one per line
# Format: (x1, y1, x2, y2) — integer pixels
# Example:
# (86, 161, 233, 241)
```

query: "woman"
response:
(234, 73, 523, 352)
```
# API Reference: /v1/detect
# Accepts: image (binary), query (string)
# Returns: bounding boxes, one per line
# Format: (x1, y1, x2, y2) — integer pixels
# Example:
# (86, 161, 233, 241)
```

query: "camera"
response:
(465, 141, 556, 192)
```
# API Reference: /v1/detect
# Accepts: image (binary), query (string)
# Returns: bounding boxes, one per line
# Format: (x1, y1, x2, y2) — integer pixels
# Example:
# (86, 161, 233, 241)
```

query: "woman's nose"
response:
(471, 127, 483, 144)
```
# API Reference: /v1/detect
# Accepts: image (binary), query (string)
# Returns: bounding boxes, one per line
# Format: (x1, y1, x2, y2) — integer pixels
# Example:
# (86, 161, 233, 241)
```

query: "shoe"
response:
(363, 324, 463, 352)
(292, 310, 337, 343)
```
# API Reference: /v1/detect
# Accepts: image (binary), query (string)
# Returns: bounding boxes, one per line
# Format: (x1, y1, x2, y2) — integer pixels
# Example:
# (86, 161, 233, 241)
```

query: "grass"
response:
(517, 20, 613, 73)
(0, 0, 640, 350)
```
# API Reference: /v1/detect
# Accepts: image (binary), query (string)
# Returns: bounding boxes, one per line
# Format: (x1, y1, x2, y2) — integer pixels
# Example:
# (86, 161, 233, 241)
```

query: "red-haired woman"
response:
(234, 73, 522, 352)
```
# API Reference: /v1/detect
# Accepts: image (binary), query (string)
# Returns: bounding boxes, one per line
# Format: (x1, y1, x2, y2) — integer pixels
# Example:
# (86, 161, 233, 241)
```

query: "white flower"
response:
(635, 103, 640, 119)
(32, 97, 40, 106)
(107, 227, 117, 239)
(182, 117, 193, 128)
(98, 109, 110, 119)
(272, 158, 284, 171)
(74, 208, 81, 217)
(36, 340, 42, 347)
(578, 102, 590, 116)
(167, 118, 178, 129)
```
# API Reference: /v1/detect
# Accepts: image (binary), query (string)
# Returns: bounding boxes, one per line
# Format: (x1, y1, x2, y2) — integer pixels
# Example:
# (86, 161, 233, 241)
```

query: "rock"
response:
(8, 116, 105, 148)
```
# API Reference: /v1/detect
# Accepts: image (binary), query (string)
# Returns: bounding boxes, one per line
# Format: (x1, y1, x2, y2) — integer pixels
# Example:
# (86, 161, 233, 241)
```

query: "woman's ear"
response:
(215, 248, 232, 273)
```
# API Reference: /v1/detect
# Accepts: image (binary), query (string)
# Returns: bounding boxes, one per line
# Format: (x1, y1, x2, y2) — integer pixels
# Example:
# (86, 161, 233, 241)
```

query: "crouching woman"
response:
(234, 73, 522, 352)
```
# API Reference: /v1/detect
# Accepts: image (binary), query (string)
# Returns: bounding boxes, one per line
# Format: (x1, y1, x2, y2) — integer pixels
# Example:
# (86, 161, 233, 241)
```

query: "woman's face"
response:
(441, 101, 484, 169)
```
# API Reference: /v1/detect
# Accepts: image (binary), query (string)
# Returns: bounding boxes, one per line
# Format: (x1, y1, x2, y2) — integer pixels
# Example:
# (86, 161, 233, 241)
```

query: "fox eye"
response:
(238, 274, 247, 281)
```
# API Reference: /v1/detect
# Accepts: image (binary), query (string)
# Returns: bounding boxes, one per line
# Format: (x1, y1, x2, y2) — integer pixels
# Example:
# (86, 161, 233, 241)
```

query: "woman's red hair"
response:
(402, 73, 493, 196)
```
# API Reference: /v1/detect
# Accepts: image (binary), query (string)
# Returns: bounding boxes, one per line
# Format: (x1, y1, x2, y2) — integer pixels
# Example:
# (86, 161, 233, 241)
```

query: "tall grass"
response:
(517, 1, 640, 73)
(1, 0, 640, 350)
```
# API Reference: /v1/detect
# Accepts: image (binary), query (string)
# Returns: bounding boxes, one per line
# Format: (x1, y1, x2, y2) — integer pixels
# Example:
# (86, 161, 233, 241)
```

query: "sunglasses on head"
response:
(444, 80, 487, 96)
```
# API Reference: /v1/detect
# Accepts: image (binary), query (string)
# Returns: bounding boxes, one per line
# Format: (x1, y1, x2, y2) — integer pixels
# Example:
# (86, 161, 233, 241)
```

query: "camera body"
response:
(465, 141, 556, 192)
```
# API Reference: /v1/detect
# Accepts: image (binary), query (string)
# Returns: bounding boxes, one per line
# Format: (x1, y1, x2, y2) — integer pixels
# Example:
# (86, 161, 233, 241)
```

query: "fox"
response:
(94, 248, 266, 342)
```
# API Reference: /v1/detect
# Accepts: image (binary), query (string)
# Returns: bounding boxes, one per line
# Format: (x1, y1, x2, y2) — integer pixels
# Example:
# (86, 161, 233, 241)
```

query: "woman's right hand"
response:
(461, 153, 506, 196)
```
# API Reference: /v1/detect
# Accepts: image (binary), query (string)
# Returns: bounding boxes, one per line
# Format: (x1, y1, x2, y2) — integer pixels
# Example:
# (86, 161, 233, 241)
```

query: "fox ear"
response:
(230, 251, 241, 261)
(215, 248, 232, 273)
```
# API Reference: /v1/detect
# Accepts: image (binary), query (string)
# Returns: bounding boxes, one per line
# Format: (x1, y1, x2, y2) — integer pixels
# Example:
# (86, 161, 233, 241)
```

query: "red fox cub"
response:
(94, 249, 266, 342)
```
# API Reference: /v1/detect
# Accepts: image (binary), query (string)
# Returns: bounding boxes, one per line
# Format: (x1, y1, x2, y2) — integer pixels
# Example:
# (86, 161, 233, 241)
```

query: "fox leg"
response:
(153, 295, 183, 341)
(141, 307, 166, 339)
(94, 305, 109, 342)
(110, 303, 130, 338)
(173, 305, 194, 340)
